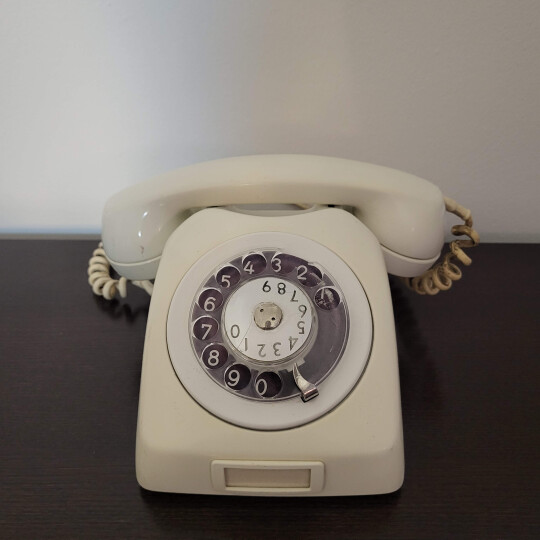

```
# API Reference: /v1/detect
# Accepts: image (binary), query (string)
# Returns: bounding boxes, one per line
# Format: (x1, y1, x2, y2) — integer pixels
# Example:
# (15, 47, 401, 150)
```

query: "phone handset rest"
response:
(102, 155, 445, 280)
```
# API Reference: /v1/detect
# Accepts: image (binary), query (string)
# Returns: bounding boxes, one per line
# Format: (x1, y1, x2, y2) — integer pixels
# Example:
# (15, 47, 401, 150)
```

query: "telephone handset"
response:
(102, 155, 446, 280)
(89, 155, 478, 496)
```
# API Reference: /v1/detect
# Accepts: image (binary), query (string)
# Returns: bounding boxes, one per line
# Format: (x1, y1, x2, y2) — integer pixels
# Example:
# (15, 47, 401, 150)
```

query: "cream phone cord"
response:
(87, 242, 154, 300)
(87, 197, 478, 300)
(402, 197, 480, 295)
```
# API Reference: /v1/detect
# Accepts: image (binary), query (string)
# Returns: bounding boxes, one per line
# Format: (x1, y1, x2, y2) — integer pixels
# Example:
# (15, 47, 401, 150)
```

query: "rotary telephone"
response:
(88, 155, 478, 496)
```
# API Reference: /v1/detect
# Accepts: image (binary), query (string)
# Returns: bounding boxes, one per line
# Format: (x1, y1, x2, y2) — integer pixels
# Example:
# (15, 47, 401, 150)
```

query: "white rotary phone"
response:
(89, 154, 478, 496)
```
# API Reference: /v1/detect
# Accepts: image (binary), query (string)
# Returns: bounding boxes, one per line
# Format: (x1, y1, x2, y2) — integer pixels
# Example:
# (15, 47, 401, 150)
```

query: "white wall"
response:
(1, 0, 538, 241)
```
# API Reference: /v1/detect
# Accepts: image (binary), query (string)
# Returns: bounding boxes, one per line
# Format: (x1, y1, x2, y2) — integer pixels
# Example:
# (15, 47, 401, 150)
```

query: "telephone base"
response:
(135, 207, 404, 496)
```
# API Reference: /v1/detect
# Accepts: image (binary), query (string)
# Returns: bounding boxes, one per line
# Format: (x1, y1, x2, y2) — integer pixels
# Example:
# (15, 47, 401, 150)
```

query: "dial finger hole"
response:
(192, 316, 219, 341)
(271, 253, 303, 274)
(242, 253, 266, 275)
(224, 364, 251, 390)
(314, 287, 341, 310)
(296, 263, 323, 287)
(201, 343, 229, 369)
(216, 265, 241, 289)
(198, 288, 223, 312)
(255, 371, 283, 398)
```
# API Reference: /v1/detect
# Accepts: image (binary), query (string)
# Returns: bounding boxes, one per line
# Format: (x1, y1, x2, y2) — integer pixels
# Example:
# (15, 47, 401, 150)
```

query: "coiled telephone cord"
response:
(402, 197, 479, 295)
(87, 242, 153, 300)
(87, 197, 478, 300)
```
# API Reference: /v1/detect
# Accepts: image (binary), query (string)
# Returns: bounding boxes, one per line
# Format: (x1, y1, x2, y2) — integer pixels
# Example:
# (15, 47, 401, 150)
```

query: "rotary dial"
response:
(189, 249, 349, 402)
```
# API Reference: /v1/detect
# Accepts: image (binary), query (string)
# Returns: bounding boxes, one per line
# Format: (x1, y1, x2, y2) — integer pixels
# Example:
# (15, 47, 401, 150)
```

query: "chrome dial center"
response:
(254, 302, 283, 330)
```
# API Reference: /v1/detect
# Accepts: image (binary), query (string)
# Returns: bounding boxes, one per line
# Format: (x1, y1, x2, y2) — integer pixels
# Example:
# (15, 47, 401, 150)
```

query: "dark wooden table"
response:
(1, 240, 538, 539)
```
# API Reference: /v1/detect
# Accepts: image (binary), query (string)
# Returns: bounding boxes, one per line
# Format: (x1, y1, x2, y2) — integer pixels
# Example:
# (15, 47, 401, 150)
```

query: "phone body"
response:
(100, 155, 446, 496)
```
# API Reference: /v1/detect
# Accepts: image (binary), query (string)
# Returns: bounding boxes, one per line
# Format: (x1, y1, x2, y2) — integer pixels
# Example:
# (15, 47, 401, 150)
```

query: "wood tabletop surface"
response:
(1, 240, 538, 539)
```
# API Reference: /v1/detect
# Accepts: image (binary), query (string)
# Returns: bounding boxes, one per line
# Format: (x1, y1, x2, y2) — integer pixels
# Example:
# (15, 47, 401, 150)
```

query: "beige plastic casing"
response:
(136, 207, 404, 496)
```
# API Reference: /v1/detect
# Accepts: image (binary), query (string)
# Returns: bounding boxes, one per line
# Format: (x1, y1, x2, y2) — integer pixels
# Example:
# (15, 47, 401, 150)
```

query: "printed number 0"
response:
(256, 378, 268, 396)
